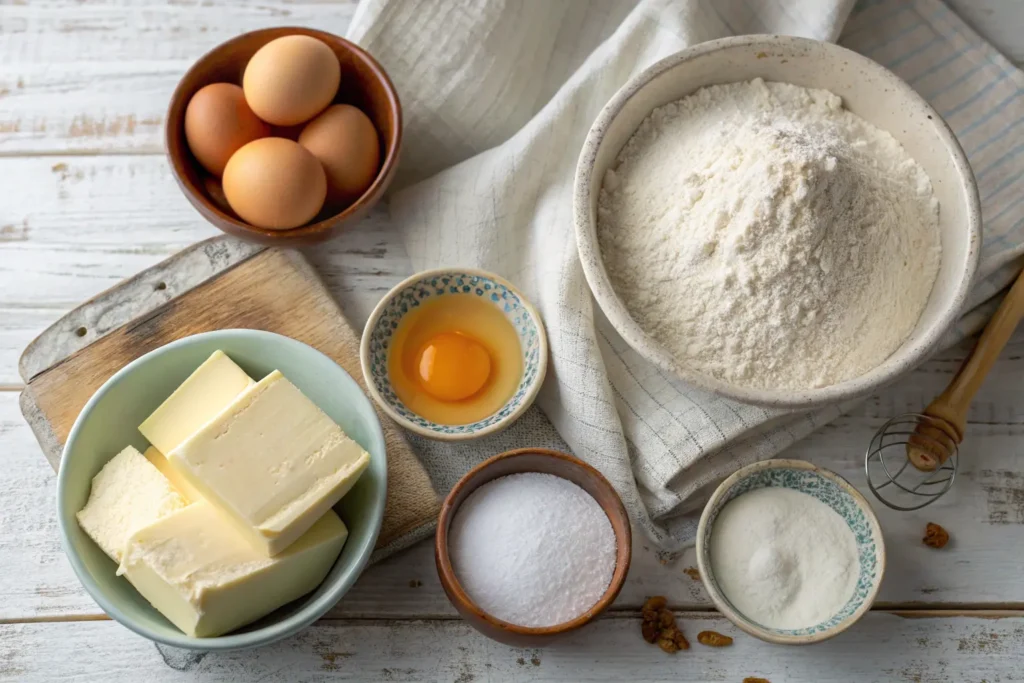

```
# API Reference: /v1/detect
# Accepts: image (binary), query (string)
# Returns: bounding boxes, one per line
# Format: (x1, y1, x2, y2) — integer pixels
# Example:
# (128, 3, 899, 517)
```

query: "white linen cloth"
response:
(346, 0, 1024, 550)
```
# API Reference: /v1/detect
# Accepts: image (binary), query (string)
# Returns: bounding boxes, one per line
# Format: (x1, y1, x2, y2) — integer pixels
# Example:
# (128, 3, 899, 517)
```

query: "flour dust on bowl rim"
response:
(360, 268, 548, 441)
(56, 329, 388, 651)
(695, 459, 885, 645)
(573, 34, 981, 410)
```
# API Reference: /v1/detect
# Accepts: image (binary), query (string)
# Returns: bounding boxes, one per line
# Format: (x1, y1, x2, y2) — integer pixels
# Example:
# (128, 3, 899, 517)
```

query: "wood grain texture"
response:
(0, 2, 357, 155)
(2, 0, 1024, 678)
(0, 156, 408, 309)
(0, 392, 711, 622)
(4, 613, 1024, 682)
(8, 379, 1024, 621)
(18, 237, 261, 382)
(20, 244, 438, 553)
(0, 1, 1017, 156)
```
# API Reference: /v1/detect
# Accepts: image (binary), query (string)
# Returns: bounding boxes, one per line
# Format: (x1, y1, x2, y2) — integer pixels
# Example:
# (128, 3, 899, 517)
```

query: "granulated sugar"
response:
(449, 472, 617, 627)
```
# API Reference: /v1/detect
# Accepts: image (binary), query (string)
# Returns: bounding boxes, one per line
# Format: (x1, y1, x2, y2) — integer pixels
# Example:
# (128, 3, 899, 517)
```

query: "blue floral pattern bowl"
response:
(695, 459, 885, 645)
(360, 268, 548, 441)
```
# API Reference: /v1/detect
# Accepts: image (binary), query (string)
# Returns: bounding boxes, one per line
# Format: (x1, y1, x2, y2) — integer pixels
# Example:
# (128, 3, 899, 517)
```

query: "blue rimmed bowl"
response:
(695, 459, 885, 645)
(360, 268, 548, 441)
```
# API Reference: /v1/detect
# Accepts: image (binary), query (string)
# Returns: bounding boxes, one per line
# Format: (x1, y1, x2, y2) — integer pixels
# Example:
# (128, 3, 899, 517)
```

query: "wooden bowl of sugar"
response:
(435, 448, 631, 647)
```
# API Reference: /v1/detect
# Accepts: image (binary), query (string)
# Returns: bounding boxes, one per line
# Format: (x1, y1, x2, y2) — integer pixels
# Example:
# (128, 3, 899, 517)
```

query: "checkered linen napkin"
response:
(347, 0, 1024, 550)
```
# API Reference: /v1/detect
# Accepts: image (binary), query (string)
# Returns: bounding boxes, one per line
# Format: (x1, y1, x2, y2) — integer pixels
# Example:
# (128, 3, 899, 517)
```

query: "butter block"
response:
(169, 370, 370, 556)
(76, 445, 189, 563)
(121, 501, 348, 638)
(143, 446, 203, 504)
(139, 350, 254, 455)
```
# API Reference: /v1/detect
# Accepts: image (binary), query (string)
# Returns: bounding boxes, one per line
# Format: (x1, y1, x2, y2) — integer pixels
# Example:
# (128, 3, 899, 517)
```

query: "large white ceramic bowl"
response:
(574, 35, 981, 409)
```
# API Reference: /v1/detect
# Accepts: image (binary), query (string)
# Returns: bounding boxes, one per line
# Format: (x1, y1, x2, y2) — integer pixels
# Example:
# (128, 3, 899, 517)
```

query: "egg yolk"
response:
(416, 332, 492, 402)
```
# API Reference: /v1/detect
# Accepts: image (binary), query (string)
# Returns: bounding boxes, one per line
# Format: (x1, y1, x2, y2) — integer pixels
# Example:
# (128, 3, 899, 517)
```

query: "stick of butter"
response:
(120, 501, 348, 638)
(76, 445, 189, 563)
(139, 350, 254, 455)
(143, 445, 203, 503)
(168, 370, 370, 556)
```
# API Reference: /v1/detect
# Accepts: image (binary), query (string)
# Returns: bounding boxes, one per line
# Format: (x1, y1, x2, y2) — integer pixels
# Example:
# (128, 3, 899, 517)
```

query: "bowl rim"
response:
(165, 26, 403, 242)
(694, 458, 886, 645)
(434, 447, 632, 637)
(56, 329, 388, 651)
(359, 267, 549, 441)
(573, 33, 982, 410)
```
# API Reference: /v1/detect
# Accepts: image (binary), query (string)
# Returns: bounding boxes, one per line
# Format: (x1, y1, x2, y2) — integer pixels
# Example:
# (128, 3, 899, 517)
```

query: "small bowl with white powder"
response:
(435, 448, 631, 647)
(574, 35, 981, 408)
(696, 459, 884, 645)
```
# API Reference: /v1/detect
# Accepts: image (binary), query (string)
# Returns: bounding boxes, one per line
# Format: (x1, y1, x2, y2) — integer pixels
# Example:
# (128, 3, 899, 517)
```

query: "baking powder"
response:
(709, 487, 859, 629)
(598, 78, 941, 390)
(449, 472, 616, 627)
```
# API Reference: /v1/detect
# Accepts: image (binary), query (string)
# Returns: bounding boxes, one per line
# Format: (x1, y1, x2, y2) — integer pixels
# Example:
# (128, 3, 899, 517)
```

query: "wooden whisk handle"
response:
(909, 269, 1024, 471)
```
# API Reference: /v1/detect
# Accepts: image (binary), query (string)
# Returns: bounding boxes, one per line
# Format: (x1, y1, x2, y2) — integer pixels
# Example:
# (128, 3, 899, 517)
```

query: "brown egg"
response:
(242, 35, 340, 126)
(298, 104, 381, 205)
(222, 137, 327, 230)
(184, 83, 270, 177)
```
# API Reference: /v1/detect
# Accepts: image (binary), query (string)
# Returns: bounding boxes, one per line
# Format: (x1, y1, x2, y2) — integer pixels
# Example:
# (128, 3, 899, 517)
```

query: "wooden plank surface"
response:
(0, 1, 357, 155)
(2, 0, 1024, 680)
(6, 349, 1024, 623)
(4, 613, 1024, 682)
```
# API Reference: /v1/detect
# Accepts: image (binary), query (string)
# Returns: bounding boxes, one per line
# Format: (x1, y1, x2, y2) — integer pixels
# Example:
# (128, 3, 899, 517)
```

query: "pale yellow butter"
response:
(76, 445, 188, 563)
(139, 350, 254, 455)
(143, 446, 203, 503)
(121, 501, 348, 638)
(169, 370, 370, 556)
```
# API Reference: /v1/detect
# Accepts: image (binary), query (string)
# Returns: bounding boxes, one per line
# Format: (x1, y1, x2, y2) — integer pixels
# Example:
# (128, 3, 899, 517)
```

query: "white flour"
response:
(709, 487, 859, 630)
(598, 78, 941, 390)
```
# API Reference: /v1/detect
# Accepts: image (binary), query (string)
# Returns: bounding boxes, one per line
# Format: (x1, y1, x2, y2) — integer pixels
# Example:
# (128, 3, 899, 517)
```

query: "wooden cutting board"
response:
(19, 236, 439, 559)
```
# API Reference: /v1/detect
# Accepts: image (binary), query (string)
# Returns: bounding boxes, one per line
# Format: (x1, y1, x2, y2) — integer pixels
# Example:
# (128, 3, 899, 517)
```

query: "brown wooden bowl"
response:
(165, 27, 402, 246)
(435, 448, 632, 647)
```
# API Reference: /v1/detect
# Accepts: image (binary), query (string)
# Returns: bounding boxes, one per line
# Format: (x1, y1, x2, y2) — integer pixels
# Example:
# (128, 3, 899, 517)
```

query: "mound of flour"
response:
(597, 78, 940, 390)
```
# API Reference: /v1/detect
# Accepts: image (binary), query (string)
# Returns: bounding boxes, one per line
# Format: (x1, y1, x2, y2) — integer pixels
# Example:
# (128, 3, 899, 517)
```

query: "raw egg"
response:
(221, 137, 326, 230)
(298, 104, 381, 204)
(388, 294, 522, 425)
(184, 83, 270, 176)
(417, 332, 492, 402)
(242, 35, 341, 126)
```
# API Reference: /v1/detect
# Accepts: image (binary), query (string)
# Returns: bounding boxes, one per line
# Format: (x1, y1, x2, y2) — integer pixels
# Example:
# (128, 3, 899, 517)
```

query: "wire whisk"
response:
(864, 268, 1024, 511)
(865, 413, 958, 511)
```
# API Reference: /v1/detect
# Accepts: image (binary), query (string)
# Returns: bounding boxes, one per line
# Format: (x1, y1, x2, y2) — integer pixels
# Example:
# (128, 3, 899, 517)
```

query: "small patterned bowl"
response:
(360, 268, 548, 441)
(695, 459, 885, 645)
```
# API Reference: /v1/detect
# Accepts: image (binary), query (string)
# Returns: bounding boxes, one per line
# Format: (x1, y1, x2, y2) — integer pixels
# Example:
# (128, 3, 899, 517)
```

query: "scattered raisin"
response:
(744, 678, 771, 683)
(657, 637, 678, 654)
(923, 522, 949, 549)
(640, 595, 690, 654)
(643, 596, 667, 612)
(697, 630, 733, 647)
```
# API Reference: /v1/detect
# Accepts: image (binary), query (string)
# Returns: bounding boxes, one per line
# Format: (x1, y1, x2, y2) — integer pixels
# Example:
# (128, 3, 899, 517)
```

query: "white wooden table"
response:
(2, 2, 1024, 680)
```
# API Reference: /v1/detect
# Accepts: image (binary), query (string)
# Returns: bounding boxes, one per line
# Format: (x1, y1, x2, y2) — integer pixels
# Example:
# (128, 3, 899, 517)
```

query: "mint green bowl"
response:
(56, 330, 387, 651)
